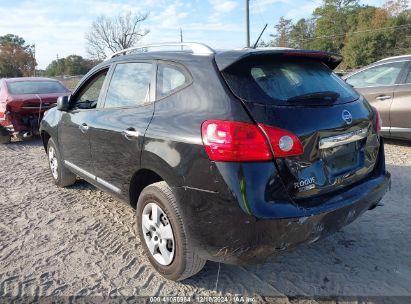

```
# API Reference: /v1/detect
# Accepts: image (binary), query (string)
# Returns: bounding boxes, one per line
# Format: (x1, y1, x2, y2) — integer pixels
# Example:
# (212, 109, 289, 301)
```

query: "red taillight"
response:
(259, 124, 304, 157)
(201, 120, 272, 161)
(201, 120, 304, 161)
(371, 106, 382, 133)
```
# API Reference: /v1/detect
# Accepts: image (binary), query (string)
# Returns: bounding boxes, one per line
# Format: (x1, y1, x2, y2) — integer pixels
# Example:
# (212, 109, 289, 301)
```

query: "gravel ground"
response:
(0, 137, 410, 303)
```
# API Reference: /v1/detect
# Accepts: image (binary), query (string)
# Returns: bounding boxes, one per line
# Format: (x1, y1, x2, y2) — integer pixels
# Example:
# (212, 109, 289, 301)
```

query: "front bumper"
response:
(174, 170, 390, 264)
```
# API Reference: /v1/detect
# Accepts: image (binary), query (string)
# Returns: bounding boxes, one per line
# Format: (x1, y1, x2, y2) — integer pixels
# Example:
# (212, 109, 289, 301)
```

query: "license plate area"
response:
(321, 141, 363, 176)
(319, 127, 368, 176)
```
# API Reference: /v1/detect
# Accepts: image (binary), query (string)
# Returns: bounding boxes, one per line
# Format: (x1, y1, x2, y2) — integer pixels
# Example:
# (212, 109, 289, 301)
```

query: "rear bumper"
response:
(0, 111, 43, 134)
(174, 170, 390, 264)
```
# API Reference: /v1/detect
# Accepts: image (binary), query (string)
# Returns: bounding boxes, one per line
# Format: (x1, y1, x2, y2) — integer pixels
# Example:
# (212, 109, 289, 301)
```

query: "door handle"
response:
(122, 128, 140, 140)
(376, 95, 391, 101)
(79, 123, 89, 133)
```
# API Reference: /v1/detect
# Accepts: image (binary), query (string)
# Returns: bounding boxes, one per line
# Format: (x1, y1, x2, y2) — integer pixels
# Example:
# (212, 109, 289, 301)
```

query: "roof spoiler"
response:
(215, 49, 343, 71)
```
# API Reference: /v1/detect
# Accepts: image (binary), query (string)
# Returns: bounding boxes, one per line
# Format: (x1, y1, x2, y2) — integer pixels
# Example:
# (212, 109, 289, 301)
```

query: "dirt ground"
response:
(0, 138, 410, 303)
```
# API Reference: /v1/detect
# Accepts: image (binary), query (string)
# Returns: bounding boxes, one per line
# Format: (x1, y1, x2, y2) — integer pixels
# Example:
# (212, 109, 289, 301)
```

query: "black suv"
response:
(40, 43, 391, 281)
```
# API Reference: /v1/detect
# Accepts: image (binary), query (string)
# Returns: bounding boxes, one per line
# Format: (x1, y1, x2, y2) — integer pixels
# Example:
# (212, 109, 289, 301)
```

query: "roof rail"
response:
(106, 42, 215, 60)
(377, 54, 411, 62)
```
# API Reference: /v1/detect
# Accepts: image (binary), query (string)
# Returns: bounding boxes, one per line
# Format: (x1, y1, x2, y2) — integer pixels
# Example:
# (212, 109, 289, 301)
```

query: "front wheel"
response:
(136, 181, 206, 281)
(47, 138, 76, 187)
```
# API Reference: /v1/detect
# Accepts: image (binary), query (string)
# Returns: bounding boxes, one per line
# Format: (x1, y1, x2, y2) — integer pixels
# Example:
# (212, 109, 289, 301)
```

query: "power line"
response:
(255, 0, 268, 29)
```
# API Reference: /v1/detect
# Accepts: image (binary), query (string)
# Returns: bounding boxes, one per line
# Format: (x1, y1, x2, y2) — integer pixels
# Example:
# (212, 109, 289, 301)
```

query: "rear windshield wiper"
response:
(287, 91, 340, 102)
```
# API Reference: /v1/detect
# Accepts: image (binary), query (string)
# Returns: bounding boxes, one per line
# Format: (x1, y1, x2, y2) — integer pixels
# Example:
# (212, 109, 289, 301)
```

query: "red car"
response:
(0, 77, 70, 144)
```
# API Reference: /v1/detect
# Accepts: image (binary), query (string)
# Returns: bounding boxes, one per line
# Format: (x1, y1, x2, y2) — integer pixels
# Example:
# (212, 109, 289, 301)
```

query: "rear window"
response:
(222, 58, 359, 105)
(7, 81, 68, 95)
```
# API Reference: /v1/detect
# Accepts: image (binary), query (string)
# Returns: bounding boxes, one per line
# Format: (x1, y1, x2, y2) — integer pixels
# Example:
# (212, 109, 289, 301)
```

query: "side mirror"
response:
(57, 95, 70, 111)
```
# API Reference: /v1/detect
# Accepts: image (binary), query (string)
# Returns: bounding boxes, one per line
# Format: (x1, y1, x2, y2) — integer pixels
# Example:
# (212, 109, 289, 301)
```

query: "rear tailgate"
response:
(216, 50, 381, 204)
(259, 101, 379, 201)
(7, 94, 62, 113)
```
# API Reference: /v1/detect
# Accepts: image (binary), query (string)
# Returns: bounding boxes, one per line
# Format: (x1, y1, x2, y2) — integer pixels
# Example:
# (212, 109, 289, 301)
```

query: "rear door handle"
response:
(376, 95, 391, 101)
(79, 123, 89, 133)
(122, 128, 140, 140)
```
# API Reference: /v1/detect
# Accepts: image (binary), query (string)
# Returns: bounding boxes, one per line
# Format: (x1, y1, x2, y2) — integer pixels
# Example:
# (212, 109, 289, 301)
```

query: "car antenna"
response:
(253, 24, 268, 49)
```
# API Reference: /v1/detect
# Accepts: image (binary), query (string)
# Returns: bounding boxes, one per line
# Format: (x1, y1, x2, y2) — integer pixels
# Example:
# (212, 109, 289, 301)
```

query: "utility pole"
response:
(56, 54, 60, 76)
(180, 28, 183, 51)
(245, 0, 250, 47)
(32, 44, 36, 77)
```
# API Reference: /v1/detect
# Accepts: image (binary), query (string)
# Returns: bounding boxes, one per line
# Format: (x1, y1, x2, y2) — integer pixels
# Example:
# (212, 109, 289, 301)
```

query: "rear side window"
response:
(157, 63, 190, 98)
(104, 62, 152, 108)
(222, 58, 359, 105)
(346, 61, 406, 87)
(7, 81, 68, 94)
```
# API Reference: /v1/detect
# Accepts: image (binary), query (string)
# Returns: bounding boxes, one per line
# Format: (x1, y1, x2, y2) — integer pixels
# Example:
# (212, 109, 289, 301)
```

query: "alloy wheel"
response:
(48, 146, 58, 180)
(141, 202, 175, 266)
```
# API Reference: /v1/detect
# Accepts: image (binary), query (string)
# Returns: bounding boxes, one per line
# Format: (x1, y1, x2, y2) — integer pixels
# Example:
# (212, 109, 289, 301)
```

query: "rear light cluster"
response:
(371, 106, 382, 134)
(259, 124, 304, 158)
(201, 120, 304, 161)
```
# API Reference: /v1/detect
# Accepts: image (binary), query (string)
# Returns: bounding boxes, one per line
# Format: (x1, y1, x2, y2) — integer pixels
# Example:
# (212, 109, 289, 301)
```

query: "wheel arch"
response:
(129, 150, 185, 208)
(129, 168, 164, 209)
(41, 130, 51, 151)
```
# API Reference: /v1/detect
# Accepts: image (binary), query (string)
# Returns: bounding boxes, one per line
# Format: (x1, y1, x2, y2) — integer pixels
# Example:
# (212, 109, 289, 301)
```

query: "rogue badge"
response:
(294, 177, 316, 192)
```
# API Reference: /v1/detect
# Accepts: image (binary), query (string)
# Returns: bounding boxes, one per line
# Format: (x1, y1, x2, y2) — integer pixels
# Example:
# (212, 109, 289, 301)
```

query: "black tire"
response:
(47, 138, 76, 187)
(136, 181, 206, 281)
(0, 134, 11, 144)
(0, 127, 11, 144)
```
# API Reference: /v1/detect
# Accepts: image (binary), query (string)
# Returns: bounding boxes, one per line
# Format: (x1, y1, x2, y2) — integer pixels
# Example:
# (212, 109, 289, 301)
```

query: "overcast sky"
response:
(0, 0, 386, 69)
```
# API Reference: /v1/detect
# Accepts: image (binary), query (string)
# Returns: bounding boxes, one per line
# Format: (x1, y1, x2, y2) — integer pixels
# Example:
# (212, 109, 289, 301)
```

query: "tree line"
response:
(44, 55, 100, 77)
(45, 11, 149, 76)
(0, 34, 36, 77)
(263, 0, 411, 69)
(0, 11, 149, 78)
(0, 0, 409, 77)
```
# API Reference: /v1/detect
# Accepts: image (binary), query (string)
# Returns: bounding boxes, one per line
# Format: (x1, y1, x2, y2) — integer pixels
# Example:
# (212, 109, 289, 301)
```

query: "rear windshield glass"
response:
(7, 81, 68, 95)
(221, 58, 359, 105)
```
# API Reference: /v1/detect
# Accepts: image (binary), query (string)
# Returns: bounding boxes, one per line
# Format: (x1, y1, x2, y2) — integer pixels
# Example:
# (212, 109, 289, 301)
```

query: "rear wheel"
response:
(136, 181, 206, 281)
(47, 138, 76, 187)
(0, 126, 11, 144)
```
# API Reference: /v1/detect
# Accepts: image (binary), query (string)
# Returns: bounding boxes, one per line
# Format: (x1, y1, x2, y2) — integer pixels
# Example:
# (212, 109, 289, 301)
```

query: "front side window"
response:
(157, 63, 190, 98)
(75, 70, 108, 109)
(346, 61, 406, 88)
(104, 62, 152, 108)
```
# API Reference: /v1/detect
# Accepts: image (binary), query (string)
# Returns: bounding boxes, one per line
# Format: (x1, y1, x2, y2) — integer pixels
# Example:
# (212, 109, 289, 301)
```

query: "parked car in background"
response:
(343, 55, 411, 140)
(40, 43, 390, 281)
(0, 77, 70, 144)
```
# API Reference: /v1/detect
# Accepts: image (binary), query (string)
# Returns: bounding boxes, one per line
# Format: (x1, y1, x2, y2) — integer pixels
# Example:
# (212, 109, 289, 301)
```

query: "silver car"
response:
(343, 55, 411, 140)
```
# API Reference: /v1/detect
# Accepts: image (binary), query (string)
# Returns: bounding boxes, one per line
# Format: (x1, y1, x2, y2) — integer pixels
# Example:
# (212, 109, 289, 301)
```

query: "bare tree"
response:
(383, 0, 409, 16)
(85, 12, 150, 60)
